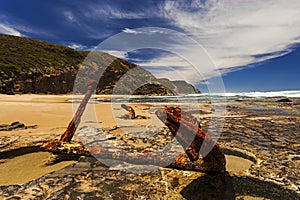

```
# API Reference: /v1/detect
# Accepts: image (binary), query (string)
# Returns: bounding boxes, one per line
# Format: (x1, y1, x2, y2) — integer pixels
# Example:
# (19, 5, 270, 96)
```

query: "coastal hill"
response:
(0, 34, 200, 95)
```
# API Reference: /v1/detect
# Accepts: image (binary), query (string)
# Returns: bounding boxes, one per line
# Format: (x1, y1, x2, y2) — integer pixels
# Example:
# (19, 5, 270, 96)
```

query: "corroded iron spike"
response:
(60, 80, 98, 142)
(155, 106, 226, 172)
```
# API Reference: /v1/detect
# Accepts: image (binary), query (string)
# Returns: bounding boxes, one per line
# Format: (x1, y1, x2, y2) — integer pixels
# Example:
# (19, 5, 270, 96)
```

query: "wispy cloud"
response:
(122, 28, 141, 34)
(66, 43, 90, 50)
(58, 1, 300, 84)
(86, 7, 143, 19)
(98, 27, 224, 84)
(135, 51, 218, 84)
(161, 0, 300, 72)
(0, 23, 22, 36)
(63, 11, 76, 22)
(0, 14, 55, 38)
(83, 3, 158, 20)
(103, 50, 128, 58)
(115, 0, 300, 84)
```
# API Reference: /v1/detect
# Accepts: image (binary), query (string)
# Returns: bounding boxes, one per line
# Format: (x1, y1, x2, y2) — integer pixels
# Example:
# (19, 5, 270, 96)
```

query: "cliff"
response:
(0, 34, 200, 95)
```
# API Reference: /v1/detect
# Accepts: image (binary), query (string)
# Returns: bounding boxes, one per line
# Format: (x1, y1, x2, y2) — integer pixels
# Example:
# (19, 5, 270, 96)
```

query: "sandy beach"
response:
(0, 94, 74, 136)
(0, 94, 154, 136)
(0, 94, 299, 199)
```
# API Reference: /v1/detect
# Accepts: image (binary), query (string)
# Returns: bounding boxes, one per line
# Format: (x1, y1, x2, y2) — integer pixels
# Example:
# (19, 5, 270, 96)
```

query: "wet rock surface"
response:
(212, 98, 300, 193)
(0, 97, 300, 199)
(0, 133, 59, 152)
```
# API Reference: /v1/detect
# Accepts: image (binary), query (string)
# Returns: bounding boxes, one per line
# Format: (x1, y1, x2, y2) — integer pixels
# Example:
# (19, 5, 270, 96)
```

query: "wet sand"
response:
(0, 151, 75, 186)
(225, 155, 253, 173)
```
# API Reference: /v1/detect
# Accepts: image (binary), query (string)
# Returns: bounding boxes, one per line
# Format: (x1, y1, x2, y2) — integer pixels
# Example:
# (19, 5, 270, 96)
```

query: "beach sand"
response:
(0, 94, 154, 137)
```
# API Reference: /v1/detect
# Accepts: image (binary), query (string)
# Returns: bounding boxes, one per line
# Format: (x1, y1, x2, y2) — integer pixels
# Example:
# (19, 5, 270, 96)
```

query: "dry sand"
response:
(0, 94, 74, 136)
(0, 94, 153, 137)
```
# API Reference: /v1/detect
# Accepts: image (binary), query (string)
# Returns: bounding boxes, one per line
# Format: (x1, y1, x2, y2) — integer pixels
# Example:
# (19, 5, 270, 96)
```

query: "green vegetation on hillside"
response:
(0, 34, 200, 95)
(0, 34, 87, 74)
(0, 34, 88, 94)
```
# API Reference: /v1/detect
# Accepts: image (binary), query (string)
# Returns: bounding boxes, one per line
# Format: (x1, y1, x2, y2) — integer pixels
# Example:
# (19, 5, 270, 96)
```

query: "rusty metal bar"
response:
(60, 80, 97, 142)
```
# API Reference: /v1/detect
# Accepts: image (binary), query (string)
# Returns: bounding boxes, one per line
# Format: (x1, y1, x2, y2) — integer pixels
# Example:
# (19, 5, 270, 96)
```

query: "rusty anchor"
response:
(42, 80, 225, 173)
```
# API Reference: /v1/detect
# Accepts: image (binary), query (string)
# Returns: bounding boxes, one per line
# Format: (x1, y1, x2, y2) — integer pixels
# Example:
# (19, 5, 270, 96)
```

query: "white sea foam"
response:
(186, 90, 300, 98)
(214, 90, 300, 98)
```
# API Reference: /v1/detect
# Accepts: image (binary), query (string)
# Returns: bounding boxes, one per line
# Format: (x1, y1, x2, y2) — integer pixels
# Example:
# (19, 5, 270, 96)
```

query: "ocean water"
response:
(70, 90, 300, 103)
(112, 90, 300, 103)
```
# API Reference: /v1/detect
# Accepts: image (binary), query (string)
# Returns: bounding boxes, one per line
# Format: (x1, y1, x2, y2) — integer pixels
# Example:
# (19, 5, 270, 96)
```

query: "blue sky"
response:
(1, 0, 299, 92)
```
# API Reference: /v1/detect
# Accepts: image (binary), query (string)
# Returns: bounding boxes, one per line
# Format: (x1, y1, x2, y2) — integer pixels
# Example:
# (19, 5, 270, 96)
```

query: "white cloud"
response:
(64, 11, 76, 22)
(102, 50, 127, 59)
(84, 5, 147, 19)
(96, 26, 223, 84)
(136, 52, 219, 84)
(67, 43, 89, 50)
(122, 28, 140, 34)
(147, 0, 300, 80)
(0, 23, 22, 36)
(0, 15, 54, 38)
(72, 0, 300, 85)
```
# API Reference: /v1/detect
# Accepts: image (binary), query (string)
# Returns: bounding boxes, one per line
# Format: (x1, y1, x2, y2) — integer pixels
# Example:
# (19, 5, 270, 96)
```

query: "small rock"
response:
(276, 98, 292, 103)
